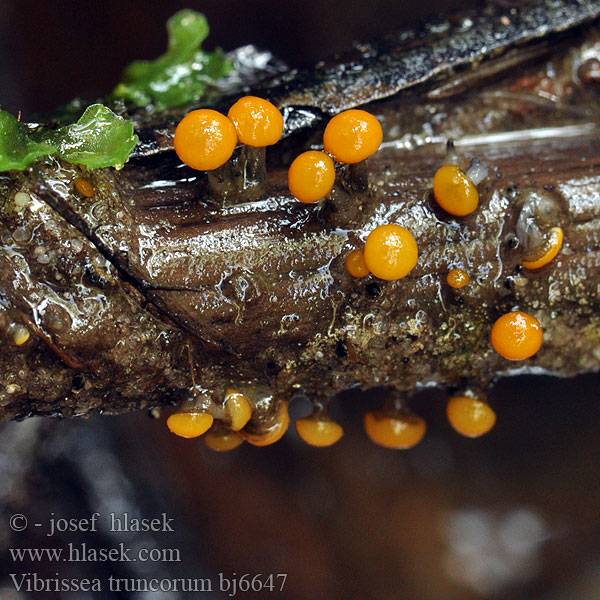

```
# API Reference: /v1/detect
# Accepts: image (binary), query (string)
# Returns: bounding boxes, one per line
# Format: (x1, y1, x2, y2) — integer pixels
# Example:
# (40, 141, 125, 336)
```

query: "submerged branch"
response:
(0, 1, 599, 429)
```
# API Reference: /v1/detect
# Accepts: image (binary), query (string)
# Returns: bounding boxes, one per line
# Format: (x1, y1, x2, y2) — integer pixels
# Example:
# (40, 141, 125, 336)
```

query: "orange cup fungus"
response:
(521, 226, 564, 270)
(491, 310, 543, 360)
(227, 96, 284, 147)
(363, 224, 418, 281)
(296, 415, 344, 447)
(74, 178, 95, 198)
(174, 109, 238, 171)
(204, 430, 243, 452)
(288, 150, 336, 203)
(433, 165, 479, 217)
(238, 402, 290, 447)
(447, 268, 470, 289)
(446, 395, 496, 438)
(223, 389, 253, 431)
(345, 249, 370, 278)
(9, 323, 30, 346)
(364, 410, 426, 449)
(323, 109, 383, 164)
(167, 411, 214, 438)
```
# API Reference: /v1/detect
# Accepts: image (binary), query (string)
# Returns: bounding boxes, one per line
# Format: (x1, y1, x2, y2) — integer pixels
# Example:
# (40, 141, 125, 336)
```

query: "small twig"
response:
(19, 313, 85, 370)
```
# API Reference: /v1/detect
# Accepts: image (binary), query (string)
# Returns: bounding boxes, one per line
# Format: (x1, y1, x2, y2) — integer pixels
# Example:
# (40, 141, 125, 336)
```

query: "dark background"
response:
(1, 0, 469, 116)
(1, 1, 600, 599)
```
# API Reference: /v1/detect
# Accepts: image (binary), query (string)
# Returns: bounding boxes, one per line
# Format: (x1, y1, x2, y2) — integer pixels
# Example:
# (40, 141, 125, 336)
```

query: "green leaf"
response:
(0, 112, 55, 171)
(0, 104, 138, 171)
(55, 104, 138, 169)
(111, 9, 233, 110)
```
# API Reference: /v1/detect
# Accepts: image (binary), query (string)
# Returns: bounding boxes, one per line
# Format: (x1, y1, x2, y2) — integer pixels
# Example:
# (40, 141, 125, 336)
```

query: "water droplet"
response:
(13, 192, 30, 210)
(12, 227, 30, 242)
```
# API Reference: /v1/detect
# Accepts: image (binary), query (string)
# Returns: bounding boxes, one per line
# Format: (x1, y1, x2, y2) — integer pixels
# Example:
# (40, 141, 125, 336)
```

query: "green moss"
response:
(0, 104, 138, 172)
(111, 10, 233, 110)
(0, 112, 55, 171)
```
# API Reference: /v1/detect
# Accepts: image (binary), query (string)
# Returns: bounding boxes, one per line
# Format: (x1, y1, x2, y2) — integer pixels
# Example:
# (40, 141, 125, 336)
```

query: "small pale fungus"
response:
(223, 388, 252, 431)
(238, 401, 290, 447)
(521, 227, 564, 270)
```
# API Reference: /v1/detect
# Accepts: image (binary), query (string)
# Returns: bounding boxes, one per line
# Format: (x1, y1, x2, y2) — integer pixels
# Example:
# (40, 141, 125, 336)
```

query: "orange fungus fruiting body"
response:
(491, 311, 543, 360)
(227, 96, 284, 147)
(9, 323, 30, 346)
(346, 249, 370, 278)
(288, 151, 336, 203)
(447, 268, 470, 289)
(167, 412, 214, 438)
(446, 396, 496, 438)
(174, 109, 237, 171)
(204, 431, 243, 451)
(323, 109, 383, 164)
(296, 417, 344, 447)
(363, 224, 418, 281)
(433, 165, 479, 216)
(364, 410, 426, 449)
(521, 227, 564, 270)
(224, 389, 252, 431)
(238, 402, 290, 447)
(74, 178, 94, 198)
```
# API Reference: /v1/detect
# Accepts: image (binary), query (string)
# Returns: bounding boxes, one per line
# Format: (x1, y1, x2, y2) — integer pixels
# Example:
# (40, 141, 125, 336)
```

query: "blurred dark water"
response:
(1, 1, 600, 598)
(1, 375, 600, 599)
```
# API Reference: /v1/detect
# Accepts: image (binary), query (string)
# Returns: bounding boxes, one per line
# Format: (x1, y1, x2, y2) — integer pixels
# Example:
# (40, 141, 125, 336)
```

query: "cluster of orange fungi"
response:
(168, 97, 557, 450)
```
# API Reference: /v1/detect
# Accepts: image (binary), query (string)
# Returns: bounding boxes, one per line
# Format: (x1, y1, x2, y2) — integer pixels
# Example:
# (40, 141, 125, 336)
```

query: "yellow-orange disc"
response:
(296, 417, 344, 447)
(74, 178, 95, 198)
(204, 431, 243, 451)
(167, 412, 214, 438)
(227, 96, 284, 147)
(433, 165, 479, 216)
(447, 268, 470, 289)
(446, 395, 496, 437)
(364, 410, 426, 449)
(345, 249, 370, 278)
(174, 109, 237, 171)
(288, 151, 336, 203)
(491, 311, 543, 360)
(323, 109, 383, 164)
(363, 224, 418, 281)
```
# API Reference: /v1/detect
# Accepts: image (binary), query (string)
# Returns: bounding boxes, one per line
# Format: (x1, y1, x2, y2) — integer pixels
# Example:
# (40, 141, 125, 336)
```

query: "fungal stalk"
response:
(228, 96, 284, 201)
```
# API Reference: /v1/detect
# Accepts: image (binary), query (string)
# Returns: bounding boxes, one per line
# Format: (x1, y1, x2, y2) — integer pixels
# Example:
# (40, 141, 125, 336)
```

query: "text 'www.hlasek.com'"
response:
(8, 512, 288, 595)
